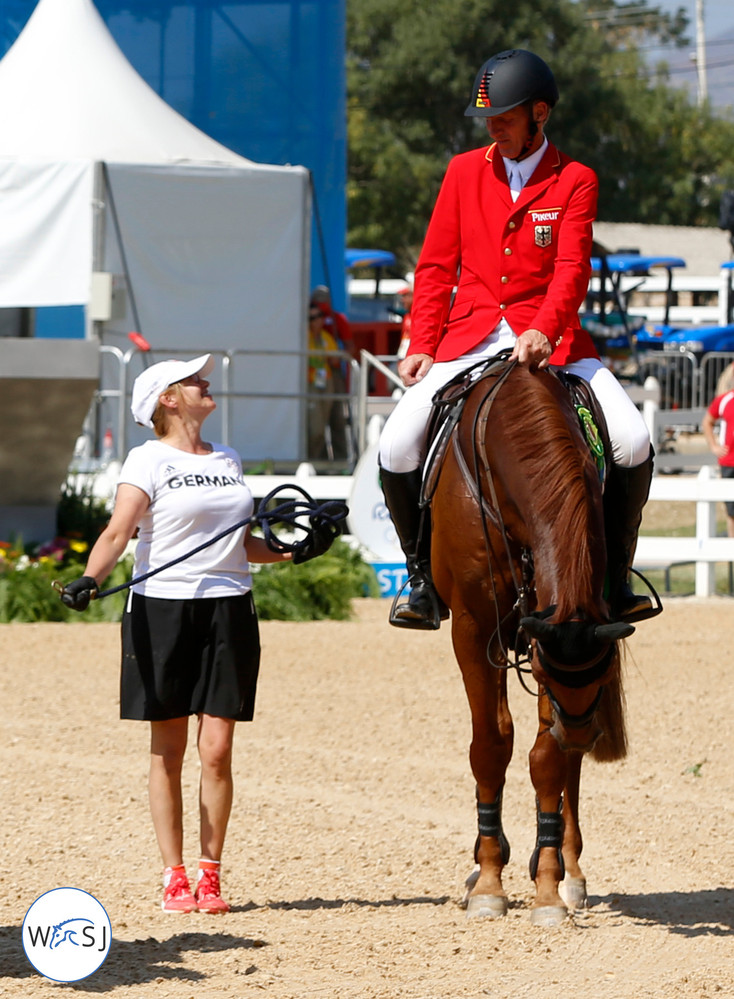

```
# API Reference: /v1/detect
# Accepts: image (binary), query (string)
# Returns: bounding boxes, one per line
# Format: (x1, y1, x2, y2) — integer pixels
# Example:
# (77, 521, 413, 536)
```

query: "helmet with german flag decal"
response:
(465, 49, 558, 118)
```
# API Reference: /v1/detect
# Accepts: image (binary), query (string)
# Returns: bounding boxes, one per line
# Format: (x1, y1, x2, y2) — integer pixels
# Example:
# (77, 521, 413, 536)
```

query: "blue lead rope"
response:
(92, 484, 348, 600)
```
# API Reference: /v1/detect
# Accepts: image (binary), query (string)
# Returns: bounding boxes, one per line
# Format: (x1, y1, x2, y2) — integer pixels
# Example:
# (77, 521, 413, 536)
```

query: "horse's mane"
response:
(492, 370, 603, 621)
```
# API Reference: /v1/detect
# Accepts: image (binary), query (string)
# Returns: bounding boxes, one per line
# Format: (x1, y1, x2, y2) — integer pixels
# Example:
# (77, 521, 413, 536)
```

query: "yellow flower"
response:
(69, 540, 88, 554)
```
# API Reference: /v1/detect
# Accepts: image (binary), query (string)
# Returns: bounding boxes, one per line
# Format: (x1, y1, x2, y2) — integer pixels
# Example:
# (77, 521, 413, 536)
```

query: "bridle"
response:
(544, 684, 603, 732)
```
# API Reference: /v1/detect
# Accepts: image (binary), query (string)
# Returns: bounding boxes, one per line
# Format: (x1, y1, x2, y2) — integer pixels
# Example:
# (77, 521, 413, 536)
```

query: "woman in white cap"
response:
(62, 354, 293, 913)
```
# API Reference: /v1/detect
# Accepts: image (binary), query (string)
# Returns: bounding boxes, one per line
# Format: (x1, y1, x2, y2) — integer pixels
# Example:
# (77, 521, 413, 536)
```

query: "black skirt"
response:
(120, 591, 261, 721)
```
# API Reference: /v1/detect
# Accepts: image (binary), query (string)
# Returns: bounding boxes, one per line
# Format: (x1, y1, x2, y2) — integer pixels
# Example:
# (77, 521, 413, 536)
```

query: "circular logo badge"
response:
(23, 888, 111, 982)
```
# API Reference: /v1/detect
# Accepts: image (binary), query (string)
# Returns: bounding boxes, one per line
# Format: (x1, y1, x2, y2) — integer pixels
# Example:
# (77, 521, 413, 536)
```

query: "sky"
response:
(649, 0, 734, 62)
(641, 0, 734, 108)
(661, 0, 734, 39)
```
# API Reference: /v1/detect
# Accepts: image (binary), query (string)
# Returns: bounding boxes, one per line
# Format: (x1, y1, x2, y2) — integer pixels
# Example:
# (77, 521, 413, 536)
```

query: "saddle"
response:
(420, 354, 611, 508)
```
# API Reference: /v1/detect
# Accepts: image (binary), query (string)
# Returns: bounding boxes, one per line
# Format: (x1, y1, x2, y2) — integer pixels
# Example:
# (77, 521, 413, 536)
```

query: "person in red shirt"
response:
(311, 284, 354, 358)
(703, 385, 734, 536)
(378, 49, 654, 629)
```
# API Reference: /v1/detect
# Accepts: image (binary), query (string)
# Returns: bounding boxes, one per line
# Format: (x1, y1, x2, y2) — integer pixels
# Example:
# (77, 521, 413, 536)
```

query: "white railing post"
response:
(719, 265, 732, 327)
(642, 376, 660, 441)
(695, 465, 717, 596)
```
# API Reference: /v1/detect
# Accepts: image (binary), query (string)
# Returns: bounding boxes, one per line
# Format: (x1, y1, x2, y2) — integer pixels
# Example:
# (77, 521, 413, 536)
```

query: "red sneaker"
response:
(195, 867, 231, 914)
(162, 866, 197, 913)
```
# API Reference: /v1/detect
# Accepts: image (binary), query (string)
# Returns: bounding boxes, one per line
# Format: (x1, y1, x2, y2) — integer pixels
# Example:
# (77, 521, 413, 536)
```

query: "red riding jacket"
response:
(408, 140, 600, 366)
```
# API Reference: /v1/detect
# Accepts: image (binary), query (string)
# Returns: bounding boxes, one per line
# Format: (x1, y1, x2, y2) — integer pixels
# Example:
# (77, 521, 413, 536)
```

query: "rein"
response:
(421, 352, 536, 682)
(462, 357, 536, 681)
(54, 485, 348, 601)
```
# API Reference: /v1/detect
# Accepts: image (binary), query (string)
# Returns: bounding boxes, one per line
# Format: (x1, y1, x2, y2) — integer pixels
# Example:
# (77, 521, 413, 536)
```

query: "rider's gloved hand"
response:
(60, 576, 98, 611)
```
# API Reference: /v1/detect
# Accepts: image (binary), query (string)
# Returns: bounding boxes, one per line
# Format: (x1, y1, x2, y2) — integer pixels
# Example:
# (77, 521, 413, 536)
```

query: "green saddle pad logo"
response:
(576, 405, 605, 474)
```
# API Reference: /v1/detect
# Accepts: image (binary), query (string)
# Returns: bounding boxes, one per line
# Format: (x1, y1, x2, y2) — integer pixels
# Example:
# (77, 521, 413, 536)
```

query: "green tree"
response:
(347, 0, 734, 264)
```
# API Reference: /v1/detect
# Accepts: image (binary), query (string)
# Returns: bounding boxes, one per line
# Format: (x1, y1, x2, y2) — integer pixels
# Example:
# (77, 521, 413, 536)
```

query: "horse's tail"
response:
(590, 645, 628, 762)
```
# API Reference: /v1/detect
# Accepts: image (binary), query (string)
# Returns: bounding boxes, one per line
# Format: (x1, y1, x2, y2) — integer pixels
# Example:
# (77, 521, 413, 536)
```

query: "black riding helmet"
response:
(465, 49, 559, 118)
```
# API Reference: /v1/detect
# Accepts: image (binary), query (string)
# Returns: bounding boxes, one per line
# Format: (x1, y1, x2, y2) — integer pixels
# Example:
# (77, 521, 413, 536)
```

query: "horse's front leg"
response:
(559, 750, 589, 911)
(527, 691, 569, 926)
(460, 659, 514, 919)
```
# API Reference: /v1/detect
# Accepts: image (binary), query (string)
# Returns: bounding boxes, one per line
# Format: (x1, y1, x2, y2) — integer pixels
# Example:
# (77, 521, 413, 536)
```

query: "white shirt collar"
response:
(503, 137, 549, 198)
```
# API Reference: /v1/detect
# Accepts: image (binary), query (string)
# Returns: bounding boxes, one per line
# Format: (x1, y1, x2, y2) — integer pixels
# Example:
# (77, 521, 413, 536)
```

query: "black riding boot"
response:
(604, 448, 659, 623)
(379, 467, 449, 630)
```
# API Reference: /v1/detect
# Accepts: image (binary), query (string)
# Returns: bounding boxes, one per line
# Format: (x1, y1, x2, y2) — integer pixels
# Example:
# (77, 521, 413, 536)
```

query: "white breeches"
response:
(378, 341, 650, 474)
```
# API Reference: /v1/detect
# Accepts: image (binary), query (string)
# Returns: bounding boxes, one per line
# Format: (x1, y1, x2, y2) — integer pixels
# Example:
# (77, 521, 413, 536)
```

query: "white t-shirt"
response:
(118, 440, 254, 599)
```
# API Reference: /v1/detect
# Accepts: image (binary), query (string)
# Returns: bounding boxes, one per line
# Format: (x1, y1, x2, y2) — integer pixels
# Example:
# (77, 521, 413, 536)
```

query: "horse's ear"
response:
(519, 616, 555, 640)
(594, 622, 635, 643)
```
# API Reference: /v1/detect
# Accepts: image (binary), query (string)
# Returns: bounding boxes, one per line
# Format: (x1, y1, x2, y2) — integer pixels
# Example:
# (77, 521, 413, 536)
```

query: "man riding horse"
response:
(378, 48, 655, 629)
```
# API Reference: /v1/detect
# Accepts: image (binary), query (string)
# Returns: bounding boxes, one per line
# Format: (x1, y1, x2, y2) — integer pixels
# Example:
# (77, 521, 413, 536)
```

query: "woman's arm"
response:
(244, 526, 293, 564)
(703, 410, 727, 459)
(83, 484, 151, 584)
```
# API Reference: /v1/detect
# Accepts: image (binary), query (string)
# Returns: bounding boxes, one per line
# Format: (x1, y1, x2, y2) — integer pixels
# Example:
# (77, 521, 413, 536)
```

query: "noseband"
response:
(533, 639, 616, 690)
(544, 683, 603, 731)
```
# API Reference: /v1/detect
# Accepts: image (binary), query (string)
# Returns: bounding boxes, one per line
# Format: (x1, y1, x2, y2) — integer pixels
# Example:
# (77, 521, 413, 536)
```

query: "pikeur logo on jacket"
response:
(408, 140, 600, 367)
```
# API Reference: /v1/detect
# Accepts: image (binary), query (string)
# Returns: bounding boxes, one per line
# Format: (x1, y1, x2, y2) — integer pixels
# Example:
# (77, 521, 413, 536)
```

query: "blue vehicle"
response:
(635, 260, 734, 358)
(581, 253, 686, 369)
(641, 320, 734, 357)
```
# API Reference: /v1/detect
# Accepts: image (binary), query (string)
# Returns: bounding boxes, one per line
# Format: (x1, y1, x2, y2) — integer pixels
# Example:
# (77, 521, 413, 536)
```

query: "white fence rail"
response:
(247, 462, 734, 600)
(635, 466, 734, 597)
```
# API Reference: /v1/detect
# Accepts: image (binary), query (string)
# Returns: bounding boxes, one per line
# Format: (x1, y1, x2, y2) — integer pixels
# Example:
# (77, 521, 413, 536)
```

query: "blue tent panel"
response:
(0, 0, 347, 310)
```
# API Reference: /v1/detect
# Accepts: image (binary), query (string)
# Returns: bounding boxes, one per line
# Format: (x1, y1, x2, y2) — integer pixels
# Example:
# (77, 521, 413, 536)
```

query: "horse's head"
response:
(520, 613, 634, 751)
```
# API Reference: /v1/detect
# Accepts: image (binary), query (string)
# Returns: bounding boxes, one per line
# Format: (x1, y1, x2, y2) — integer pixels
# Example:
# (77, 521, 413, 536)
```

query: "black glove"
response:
(60, 576, 98, 611)
(292, 501, 349, 564)
(292, 523, 338, 564)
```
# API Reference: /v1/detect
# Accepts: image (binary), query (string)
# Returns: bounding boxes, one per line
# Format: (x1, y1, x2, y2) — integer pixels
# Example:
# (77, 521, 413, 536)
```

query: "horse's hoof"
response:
(530, 905, 568, 927)
(466, 893, 509, 919)
(559, 876, 588, 910)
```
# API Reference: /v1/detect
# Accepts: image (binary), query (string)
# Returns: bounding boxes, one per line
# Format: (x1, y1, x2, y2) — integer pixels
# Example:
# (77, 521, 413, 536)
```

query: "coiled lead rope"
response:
(55, 485, 349, 601)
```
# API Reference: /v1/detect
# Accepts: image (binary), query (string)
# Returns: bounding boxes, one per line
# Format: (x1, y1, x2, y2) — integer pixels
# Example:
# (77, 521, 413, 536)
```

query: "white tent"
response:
(0, 0, 310, 466)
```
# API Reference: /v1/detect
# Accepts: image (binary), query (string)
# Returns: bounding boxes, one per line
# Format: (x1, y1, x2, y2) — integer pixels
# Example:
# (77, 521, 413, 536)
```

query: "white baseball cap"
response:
(131, 354, 215, 428)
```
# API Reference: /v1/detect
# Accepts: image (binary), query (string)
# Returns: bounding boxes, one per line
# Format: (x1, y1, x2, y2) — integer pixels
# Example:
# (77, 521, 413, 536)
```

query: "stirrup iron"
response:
(388, 573, 446, 631)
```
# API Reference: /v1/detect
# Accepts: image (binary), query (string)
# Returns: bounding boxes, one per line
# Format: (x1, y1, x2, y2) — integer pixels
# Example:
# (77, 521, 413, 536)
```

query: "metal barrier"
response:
(76, 343, 130, 464)
(357, 350, 402, 452)
(80, 345, 734, 473)
(636, 350, 734, 412)
(81, 345, 360, 468)
(699, 351, 734, 404)
(637, 350, 698, 409)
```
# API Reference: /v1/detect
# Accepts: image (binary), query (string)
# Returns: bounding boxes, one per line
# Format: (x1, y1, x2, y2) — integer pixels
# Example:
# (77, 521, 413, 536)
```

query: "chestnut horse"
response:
(429, 358, 633, 926)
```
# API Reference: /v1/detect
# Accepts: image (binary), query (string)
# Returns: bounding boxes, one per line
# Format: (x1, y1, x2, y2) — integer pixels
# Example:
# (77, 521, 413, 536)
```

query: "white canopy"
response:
(0, 0, 259, 166)
(0, 0, 310, 462)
